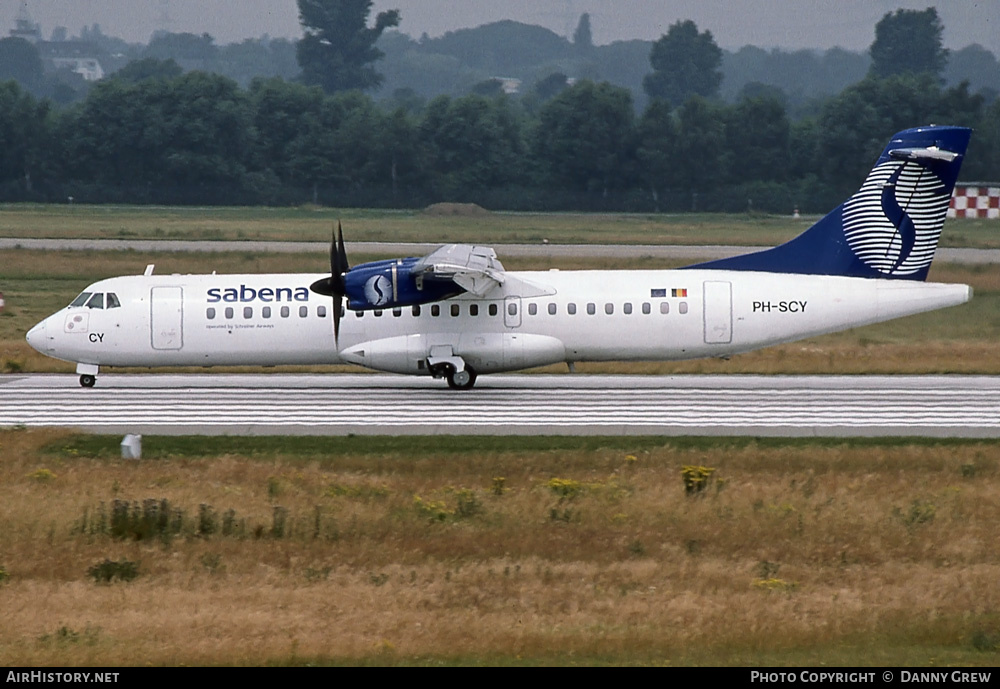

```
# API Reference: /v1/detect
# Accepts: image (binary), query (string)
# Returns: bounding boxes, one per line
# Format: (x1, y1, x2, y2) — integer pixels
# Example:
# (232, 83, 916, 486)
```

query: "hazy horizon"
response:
(8, 0, 1000, 54)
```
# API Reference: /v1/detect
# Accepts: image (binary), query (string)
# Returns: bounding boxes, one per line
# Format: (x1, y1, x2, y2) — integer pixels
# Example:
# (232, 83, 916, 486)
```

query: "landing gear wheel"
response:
(446, 366, 477, 390)
(79, 374, 96, 388)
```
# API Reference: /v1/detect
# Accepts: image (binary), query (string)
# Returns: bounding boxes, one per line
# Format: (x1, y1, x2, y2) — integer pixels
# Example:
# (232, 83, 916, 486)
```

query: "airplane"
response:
(26, 125, 973, 390)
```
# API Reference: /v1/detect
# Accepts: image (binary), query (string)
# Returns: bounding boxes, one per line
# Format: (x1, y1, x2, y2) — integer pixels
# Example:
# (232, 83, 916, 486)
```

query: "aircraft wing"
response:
(411, 244, 507, 296)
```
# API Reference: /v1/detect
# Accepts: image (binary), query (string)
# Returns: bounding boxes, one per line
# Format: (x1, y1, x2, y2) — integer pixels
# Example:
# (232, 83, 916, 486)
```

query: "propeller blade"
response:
(332, 222, 347, 346)
(328, 224, 337, 280)
(333, 221, 348, 294)
(310, 226, 341, 296)
(338, 221, 349, 268)
(309, 223, 349, 345)
(334, 297, 341, 344)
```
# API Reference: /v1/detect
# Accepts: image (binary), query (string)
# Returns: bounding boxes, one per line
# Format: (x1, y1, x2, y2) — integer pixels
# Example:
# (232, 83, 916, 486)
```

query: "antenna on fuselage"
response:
(144, 265, 155, 276)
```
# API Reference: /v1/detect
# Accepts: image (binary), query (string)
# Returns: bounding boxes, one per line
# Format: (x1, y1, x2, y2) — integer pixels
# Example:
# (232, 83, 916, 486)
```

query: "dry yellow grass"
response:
(2, 429, 999, 665)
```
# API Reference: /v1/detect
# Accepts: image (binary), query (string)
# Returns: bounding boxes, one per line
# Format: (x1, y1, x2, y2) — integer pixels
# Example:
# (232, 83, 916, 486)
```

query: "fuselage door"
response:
(504, 296, 521, 328)
(703, 280, 732, 344)
(151, 286, 183, 350)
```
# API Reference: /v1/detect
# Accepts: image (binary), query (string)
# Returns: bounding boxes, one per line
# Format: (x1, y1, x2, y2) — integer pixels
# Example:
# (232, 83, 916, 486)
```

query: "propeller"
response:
(309, 222, 349, 344)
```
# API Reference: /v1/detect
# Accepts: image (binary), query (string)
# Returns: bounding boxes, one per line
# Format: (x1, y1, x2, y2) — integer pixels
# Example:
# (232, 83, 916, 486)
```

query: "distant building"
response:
(7, 2, 105, 81)
(9, 2, 41, 43)
(38, 41, 106, 81)
(492, 77, 522, 95)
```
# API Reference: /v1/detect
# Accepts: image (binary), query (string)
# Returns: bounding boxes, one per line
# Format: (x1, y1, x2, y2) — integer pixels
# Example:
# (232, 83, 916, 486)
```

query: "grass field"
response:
(2, 207, 999, 666)
(2, 203, 999, 247)
(1, 431, 999, 666)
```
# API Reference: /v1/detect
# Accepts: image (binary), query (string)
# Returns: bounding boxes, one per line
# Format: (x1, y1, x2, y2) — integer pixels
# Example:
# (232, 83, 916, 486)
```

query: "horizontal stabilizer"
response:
(888, 146, 958, 162)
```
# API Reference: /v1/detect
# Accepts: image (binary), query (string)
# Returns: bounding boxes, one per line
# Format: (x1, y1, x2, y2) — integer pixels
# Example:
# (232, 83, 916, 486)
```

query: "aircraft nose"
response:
(25, 319, 47, 353)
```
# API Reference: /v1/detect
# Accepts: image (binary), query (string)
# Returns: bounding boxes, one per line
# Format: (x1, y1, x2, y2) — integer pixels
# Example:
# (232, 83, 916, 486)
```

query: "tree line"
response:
(1, 3, 998, 213)
(4, 5, 998, 112)
(1, 69, 997, 212)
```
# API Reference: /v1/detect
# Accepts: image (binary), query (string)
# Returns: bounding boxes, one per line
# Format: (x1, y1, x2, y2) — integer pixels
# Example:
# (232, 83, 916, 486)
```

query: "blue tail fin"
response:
(687, 125, 972, 281)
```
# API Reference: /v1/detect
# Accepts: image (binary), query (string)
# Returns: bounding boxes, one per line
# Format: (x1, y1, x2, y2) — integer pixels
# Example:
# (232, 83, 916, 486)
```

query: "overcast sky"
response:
(9, 0, 1000, 53)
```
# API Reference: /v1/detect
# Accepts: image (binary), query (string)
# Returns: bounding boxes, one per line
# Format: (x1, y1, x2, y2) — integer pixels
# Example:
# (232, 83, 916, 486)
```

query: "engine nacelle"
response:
(343, 258, 462, 310)
(339, 332, 567, 375)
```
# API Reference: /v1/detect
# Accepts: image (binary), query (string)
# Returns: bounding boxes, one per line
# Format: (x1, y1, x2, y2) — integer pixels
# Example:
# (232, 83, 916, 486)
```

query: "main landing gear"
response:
(79, 374, 96, 388)
(446, 365, 477, 390)
(429, 361, 477, 389)
(426, 346, 477, 390)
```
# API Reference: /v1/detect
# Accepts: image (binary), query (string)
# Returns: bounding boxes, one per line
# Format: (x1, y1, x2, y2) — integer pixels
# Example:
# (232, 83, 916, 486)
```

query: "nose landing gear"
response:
(76, 363, 99, 388)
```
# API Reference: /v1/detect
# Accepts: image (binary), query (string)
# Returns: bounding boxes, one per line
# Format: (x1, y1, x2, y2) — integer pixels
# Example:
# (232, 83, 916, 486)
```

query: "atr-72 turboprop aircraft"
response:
(27, 125, 972, 389)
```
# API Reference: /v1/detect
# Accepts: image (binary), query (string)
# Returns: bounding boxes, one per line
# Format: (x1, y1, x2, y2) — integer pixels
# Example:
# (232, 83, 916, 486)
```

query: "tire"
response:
(446, 366, 477, 390)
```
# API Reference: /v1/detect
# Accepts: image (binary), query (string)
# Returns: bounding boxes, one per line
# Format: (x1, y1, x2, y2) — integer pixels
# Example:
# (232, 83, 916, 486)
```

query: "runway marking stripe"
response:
(4, 377, 999, 436)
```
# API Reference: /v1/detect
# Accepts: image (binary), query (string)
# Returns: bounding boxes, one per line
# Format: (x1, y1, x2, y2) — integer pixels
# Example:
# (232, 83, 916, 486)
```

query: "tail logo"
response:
(842, 161, 950, 276)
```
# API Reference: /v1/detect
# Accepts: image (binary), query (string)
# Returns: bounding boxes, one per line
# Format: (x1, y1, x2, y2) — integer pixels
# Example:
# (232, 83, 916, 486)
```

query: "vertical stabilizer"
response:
(687, 125, 972, 281)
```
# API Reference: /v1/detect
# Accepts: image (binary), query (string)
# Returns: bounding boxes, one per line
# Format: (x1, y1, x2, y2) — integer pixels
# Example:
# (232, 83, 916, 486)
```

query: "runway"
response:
(2, 374, 999, 437)
(4, 238, 1000, 264)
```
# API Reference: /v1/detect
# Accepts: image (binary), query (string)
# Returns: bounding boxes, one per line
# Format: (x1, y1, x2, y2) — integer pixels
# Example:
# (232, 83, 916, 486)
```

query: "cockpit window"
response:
(106, 293, 121, 309)
(70, 292, 92, 307)
(86, 293, 104, 309)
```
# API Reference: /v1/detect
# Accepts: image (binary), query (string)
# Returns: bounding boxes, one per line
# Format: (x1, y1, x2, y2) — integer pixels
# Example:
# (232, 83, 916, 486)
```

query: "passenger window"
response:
(605, 303, 614, 315)
(373, 309, 383, 317)
(508, 302, 518, 316)
(624, 303, 632, 315)
(660, 302, 670, 314)
(244, 306, 253, 319)
(586, 303, 596, 315)
(642, 303, 651, 315)
(451, 304, 460, 317)
(548, 303, 556, 315)
(318, 305, 328, 318)
(87, 293, 104, 309)
(354, 309, 362, 318)
(70, 292, 92, 307)
(568, 303, 577, 315)
(392, 308, 401, 317)
(282, 306, 290, 318)
(299, 306, 308, 318)
(225, 307, 234, 319)
(207, 308, 216, 320)
(470, 304, 479, 316)
(412, 305, 421, 317)
(431, 305, 440, 317)
(528, 303, 537, 316)
(489, 304, 498, 316)
(679, 302, 688, 314)
(262, 306, 271, 319)
(106, 293, 121, 309)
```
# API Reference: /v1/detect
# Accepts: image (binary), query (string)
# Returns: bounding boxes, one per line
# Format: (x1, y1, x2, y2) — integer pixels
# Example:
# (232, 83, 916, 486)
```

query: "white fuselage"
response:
(26, 268, 971, 376)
